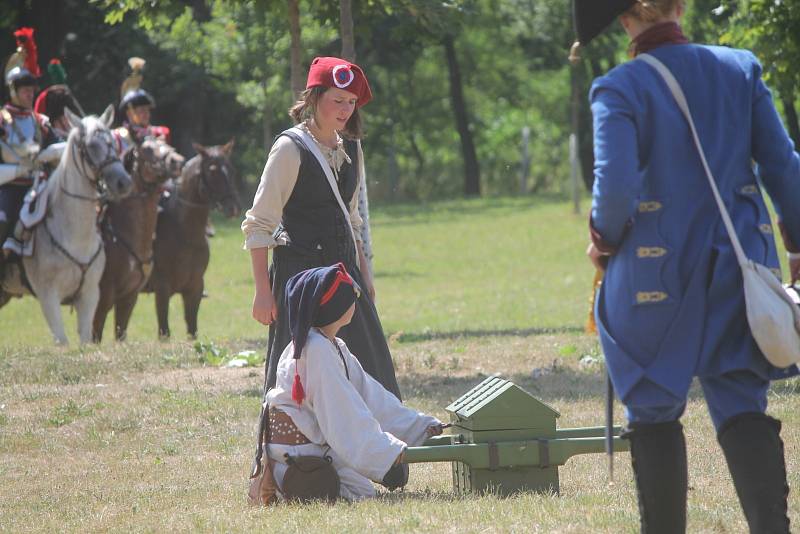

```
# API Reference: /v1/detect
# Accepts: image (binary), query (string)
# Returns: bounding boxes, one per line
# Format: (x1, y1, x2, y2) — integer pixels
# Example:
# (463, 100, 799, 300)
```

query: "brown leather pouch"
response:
(281, 454, 340, 503)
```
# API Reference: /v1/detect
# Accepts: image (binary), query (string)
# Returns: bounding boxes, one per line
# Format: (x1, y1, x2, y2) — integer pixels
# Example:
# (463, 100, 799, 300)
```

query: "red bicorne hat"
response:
(306, 56, 372, 108)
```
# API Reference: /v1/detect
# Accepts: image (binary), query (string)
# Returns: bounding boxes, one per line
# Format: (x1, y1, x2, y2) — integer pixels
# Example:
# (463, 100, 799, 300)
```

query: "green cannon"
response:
(404, 376, 629, 495)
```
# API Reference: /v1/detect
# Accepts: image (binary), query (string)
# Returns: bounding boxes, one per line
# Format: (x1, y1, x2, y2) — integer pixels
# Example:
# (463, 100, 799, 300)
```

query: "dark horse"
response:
(148, 140, 240, 338)
(92, 137, 184, 342)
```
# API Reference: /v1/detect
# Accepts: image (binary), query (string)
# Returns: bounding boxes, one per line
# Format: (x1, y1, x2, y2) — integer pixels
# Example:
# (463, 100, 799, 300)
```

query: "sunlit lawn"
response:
(1, 196, 798, 532)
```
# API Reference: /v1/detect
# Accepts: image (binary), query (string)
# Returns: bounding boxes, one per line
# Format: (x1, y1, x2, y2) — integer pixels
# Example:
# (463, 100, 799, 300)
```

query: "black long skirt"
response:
(263, 244, 402, 400)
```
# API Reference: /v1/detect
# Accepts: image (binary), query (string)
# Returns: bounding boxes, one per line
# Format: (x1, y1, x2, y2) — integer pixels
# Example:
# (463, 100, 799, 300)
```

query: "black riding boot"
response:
(717, 413, 790, 534)
(0, 219, 8, 256)
(623, 420, 688, 534)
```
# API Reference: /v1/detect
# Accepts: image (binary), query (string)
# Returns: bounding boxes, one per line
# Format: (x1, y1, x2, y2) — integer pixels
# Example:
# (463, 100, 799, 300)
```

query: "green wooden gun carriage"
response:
(404, 376, 629, 495)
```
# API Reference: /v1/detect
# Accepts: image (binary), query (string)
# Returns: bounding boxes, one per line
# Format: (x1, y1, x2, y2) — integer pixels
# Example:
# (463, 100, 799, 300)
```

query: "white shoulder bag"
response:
(639, 53, 800, 368)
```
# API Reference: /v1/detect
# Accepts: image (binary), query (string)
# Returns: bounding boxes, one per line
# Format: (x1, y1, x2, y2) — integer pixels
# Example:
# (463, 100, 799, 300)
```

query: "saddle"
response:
(2, 176, 50, 258)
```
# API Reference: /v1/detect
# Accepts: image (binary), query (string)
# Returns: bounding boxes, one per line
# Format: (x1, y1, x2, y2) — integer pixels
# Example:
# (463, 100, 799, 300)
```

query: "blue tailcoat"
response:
(591, 44, 800, 409)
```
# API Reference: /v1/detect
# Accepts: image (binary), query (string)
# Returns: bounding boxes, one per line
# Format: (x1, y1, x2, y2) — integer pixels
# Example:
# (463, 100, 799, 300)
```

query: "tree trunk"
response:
(781, 94, 800, 149)
(262, 93, 272, 152)
(339, 0, 356, 61)
(338, 0, 371, 266)
(190, 0, 211, 22)
(287, 0, 304, 98)
(519, 126, 531, 194)
(258, 3, 272, 151)
(443, 34, 480, 197)
(577, 61, 597, 191)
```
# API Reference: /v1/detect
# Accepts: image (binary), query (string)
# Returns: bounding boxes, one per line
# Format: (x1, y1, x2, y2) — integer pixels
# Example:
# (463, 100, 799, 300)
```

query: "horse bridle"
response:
(199, 156, 237, 209)
(177, 156, 236, 210)
(46, 123, 117, 304)
(63, 125, 121, 202)
(128, 139, 171, 196)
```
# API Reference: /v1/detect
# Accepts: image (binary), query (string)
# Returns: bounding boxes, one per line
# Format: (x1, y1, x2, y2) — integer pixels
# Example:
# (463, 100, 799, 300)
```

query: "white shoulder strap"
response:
(638, 53, 748, 267)
(286, 126, 358, 255)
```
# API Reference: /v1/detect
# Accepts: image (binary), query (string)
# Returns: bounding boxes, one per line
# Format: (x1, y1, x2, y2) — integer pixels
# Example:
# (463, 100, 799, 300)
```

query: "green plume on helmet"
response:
(47, 59, 66, 85)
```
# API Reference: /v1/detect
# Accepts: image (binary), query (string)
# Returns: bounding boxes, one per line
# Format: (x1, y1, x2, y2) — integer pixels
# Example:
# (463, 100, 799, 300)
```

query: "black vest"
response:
(277, 130, 359, 266)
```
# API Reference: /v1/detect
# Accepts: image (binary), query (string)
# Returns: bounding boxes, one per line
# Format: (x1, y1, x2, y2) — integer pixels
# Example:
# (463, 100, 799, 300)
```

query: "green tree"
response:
(718, 0, 800, 146)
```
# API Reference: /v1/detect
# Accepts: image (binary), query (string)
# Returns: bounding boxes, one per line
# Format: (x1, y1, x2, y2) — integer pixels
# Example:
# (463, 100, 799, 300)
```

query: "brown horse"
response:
(92, 138, 185, 342)
(148, 140, 240, 338)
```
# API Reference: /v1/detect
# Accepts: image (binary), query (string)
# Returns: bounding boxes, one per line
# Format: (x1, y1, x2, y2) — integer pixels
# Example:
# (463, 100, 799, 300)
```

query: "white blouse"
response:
(241, 123, 365, 250)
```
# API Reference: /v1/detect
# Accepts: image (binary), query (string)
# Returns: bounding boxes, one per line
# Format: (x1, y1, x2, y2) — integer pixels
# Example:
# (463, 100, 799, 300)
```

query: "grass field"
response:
(1, 196, 798, 532)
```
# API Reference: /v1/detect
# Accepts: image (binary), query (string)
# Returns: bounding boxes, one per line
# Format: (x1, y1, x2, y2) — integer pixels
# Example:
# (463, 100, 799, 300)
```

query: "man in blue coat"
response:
(576, 0, 797, 531)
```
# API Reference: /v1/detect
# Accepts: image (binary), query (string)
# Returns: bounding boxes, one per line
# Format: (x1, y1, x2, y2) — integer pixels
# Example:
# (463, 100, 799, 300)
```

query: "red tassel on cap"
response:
(292, 369, 305, 404)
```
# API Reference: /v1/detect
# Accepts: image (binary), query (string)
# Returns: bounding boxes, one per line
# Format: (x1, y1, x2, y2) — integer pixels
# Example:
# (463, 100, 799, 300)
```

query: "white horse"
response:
(23, 106, 132, 344)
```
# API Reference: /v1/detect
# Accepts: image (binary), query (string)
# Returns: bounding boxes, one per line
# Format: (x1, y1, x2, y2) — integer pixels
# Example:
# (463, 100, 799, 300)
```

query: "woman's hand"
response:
(362, 271, 376, 301)
(252, 287, 277, 325)
(790, 256, 800, 285)
(394, 450, 405, 465)
(357, 241, 376, 300)
(586, 242, 609, 272)
(249, 248, 274, 325)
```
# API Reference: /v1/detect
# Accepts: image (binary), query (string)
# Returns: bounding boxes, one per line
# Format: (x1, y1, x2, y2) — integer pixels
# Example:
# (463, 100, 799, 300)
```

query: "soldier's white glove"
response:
(14, 162, 32, 177)
(0, 163, 30, 186)
(35, 142, 66, 167)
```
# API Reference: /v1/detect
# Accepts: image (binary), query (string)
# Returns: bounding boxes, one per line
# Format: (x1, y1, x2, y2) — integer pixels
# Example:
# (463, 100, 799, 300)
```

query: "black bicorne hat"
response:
(573, 0, 636, 45)
(119, 88, 155, 112)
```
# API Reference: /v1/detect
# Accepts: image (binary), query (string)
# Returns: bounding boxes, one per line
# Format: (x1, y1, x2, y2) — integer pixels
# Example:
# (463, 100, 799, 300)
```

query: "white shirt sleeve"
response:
(241, 136, 301, 250)
(340, 340, 441, 446)
(303, 337, 405, 481)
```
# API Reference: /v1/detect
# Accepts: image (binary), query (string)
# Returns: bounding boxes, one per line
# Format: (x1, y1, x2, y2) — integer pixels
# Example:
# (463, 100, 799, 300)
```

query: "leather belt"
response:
(269, 408, 311, 446)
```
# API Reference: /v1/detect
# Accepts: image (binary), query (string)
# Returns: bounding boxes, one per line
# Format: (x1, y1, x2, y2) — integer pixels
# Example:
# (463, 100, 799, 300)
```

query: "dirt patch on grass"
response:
(134, 365, 260, 395)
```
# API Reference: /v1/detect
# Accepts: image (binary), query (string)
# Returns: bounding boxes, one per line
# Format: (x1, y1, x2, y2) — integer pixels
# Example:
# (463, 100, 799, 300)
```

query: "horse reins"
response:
(43, 218, 103, 305)
(61, 127, 120, 202)
(99, 141, 173, 286)
(101, 219, 153, 285)
(127, 141, 170, 198)
(175, 156, 236, 211)
(46, 124, 122, 303)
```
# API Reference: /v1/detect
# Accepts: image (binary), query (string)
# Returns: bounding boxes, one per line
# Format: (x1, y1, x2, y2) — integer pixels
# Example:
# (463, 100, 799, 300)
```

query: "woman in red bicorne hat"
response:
(242, 57, 401, 401)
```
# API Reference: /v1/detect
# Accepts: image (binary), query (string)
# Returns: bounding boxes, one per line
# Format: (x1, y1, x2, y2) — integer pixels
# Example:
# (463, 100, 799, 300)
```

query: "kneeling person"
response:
(264, 263, 441, 501)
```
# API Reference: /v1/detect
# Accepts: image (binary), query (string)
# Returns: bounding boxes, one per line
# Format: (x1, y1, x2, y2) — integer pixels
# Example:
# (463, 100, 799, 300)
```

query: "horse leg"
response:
(182, 287, 203, 340)
(114, 291, 140, 341)
(155, 287, 171, 339)
(92, 283, 115, 343)
(75, 282, 101, 345)
(36, 289, 68, 345)
(0, 256, 10, 309)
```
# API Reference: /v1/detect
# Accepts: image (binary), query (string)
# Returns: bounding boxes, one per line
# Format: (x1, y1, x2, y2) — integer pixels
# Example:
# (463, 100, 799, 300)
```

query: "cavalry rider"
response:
(0, 28, 61, 259)
(113, 57, 170, 155)
(34, 58, 83, 140)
